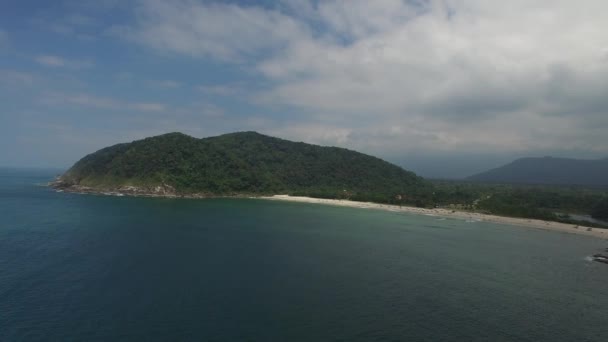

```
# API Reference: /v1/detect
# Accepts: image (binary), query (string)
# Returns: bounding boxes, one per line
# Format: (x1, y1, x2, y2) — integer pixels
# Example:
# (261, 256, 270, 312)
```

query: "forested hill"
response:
(467, 157, 608, 186)
(57, 131, 431, 204)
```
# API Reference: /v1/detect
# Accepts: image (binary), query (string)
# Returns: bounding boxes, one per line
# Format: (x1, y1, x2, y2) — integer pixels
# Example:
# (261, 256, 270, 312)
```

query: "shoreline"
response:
(50, 185, 608, 240)
(260, 195, 608, 240)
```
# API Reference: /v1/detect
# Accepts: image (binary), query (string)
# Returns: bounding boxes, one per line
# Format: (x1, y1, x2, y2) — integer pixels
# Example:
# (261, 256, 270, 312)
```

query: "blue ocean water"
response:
(1, 168, 607, 341)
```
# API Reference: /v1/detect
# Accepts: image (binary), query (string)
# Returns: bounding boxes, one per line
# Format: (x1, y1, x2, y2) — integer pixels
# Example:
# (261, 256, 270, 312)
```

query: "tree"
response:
(591, 197, 608, 220)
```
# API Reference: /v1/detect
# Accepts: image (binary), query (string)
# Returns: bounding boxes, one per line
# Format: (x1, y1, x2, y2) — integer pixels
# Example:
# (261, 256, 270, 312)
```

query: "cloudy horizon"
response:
(2, 0, 607, 178)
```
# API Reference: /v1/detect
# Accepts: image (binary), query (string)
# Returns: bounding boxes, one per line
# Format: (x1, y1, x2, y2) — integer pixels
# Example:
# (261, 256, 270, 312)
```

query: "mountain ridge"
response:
(467, 156, 608, 186)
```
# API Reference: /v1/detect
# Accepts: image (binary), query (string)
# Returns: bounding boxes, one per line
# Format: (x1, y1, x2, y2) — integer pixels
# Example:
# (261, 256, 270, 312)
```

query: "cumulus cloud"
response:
(118, 0, 310, 61)
(121, 0, 608, 156)
(34, 55, 95, 69)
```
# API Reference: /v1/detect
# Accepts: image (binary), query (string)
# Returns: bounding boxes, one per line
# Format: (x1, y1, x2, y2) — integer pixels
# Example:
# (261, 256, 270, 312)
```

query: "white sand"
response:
(260, 195, 608, 240)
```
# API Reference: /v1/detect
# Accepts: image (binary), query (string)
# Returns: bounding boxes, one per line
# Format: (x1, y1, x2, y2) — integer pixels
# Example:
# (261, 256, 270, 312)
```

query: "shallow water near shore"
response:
(2, 168, 608, 341)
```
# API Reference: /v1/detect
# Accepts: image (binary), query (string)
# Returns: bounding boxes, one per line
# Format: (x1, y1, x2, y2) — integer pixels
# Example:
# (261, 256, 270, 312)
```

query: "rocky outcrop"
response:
(49, 176, 180, 198)
(592, 254, 608, 264)
(48, 177, 248, 199)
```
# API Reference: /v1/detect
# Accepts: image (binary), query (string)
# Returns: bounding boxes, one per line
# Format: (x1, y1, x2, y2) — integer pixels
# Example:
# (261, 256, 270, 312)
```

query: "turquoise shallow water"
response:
(1, 168, 607, 341)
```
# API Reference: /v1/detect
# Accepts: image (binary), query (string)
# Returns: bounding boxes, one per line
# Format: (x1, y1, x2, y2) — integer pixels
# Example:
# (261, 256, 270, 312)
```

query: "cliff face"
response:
(55, 131, 432, 203)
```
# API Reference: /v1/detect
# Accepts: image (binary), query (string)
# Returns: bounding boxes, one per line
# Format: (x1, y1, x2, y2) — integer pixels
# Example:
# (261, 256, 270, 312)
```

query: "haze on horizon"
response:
(1, 0, 607, 178)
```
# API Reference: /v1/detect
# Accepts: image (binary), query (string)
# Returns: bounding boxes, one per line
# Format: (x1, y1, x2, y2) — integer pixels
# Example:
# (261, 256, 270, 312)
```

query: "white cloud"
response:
(40, 92, 166, 112)
(269, 123, 353, 145)
(192, 103, 225, 118)
(117, 0, 311, 61)
(317, 0, 425, 40)
(42, 93, 118, 108)
(34, 55, 94, 69)
(197, 84, 238, 96)
(35, 55, 67, 67)
(149, 80, 182, 88)
(130, 102, 165, 112)
(121, 0, 608, 155)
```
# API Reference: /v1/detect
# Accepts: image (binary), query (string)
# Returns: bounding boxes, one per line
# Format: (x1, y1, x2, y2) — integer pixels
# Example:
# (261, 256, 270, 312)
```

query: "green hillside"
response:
(57, 132, 431, 205)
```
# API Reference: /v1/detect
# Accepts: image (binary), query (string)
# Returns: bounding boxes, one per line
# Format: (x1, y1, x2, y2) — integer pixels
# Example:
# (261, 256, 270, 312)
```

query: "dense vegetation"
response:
(61, 132, 432, 206)
(432, 180, 608, 227)
(60, 131, 608, 227)
(467, 156, 608, 186)
(592, 198, 608, 220)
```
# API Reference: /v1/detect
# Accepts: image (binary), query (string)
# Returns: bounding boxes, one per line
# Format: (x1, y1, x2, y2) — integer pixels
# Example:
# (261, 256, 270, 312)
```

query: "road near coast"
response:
(261, 195, 608, 240)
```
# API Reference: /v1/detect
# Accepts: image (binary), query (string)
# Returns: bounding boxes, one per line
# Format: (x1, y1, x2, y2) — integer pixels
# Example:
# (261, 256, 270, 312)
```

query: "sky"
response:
(1, 0, 607, 178)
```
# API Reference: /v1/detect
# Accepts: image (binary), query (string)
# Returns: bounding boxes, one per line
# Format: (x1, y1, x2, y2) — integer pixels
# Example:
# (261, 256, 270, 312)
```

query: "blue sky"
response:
(1, 0, 608, 178)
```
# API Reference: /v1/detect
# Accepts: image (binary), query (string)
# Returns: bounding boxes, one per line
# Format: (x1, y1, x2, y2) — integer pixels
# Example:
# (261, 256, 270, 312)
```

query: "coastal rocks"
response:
(111, 183, 177, 197)
(152, 183, 176, 196)
(48, 175, 181, 198)
(51, 178, 256, 200)
(49, 179, 213, 199)
(118, 185, 158, 196)
(592, 254, 608, 264)
(48, 177, 74, 190)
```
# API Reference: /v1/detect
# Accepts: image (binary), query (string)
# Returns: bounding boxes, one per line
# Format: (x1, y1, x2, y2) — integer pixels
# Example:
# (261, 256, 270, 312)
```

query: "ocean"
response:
(1, 168, 607, 341)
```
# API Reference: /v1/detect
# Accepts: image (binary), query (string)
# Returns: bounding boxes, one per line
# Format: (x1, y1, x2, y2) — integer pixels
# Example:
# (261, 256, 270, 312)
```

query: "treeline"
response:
(431, 180, 608, 227)
(593, 198, 608, 220)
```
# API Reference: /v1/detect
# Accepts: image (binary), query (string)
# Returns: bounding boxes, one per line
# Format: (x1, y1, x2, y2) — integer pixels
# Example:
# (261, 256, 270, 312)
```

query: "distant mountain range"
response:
(467, 157, 608, 186)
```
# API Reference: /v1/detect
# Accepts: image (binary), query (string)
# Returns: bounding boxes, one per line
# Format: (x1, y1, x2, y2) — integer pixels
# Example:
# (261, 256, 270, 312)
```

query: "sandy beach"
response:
(261, 195, 608, 240)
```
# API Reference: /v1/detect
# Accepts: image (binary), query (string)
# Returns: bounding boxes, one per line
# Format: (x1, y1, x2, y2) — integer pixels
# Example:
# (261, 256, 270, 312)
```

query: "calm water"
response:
(1, 168, 608, 341)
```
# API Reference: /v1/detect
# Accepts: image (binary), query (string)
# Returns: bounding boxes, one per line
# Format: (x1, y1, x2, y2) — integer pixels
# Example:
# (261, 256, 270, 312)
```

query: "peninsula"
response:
(52, 131, 608, 241)
(52, 131, 431, 205)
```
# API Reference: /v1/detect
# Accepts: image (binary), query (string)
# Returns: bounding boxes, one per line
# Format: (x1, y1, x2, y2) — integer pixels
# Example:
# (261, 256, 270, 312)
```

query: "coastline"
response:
(50, 183, 608, 240)
(260, 195, 608, 240)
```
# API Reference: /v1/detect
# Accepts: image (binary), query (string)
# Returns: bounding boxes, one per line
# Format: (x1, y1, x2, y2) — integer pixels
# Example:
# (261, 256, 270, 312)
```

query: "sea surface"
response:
(1, 168, 608, 341)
